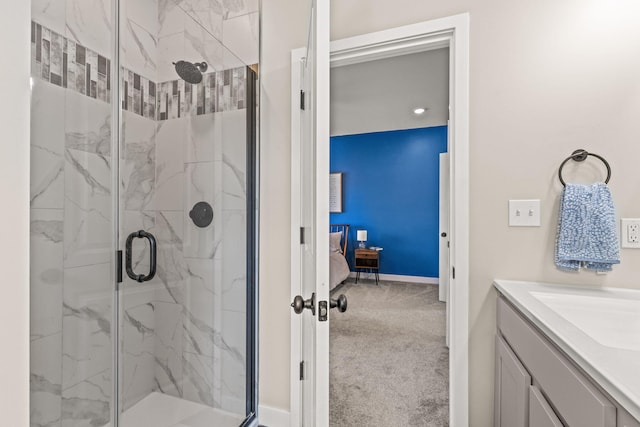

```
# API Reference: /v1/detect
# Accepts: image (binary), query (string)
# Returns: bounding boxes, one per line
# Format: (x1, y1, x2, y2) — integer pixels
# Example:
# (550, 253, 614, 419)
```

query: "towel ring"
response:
(558, 149, 611, 187)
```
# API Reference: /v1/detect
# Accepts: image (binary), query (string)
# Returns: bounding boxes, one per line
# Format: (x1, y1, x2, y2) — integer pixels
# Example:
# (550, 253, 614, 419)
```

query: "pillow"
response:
(330, 232, 343, 253)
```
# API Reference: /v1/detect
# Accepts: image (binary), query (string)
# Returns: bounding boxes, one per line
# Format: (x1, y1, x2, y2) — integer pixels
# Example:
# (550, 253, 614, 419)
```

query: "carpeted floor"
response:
(330, 279, 449, 426)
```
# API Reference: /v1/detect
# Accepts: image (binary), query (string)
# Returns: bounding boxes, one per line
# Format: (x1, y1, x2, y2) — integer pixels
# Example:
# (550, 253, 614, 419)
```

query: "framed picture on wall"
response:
(329, 172, 343, 213)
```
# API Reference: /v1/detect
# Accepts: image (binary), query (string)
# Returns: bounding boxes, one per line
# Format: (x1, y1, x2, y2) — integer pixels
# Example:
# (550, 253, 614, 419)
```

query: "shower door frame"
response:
(108, 1, 260, 425)
(109, 0, 121, 422)
(242, 66, 260, 427)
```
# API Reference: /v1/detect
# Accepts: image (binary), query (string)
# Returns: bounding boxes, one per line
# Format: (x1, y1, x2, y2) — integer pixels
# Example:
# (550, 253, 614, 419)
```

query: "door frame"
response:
(290, 13, 470, 426)
(290, 47, 304, 427)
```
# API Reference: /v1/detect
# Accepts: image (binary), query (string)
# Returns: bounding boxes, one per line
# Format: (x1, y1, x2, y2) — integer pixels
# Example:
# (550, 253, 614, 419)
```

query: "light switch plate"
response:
(509, 200, 541, 227)
(621, 218, 640, 248)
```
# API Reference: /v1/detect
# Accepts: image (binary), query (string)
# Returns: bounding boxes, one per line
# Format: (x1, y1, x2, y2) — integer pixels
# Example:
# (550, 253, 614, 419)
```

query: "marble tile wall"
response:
(171, 0, 260, 66)
(30, 209, 63, 427)
(219, 109, 248, 414)
(30, 0, 254, 424)
(120, 286, 156, 408)
(61, 263, 113, 426)
(222, 10, 259, 66)
(63, 90, 114, 268)
(31, 66, 115, 425)
(60, 82, 114, 424)
(30, 80, 65, 210)
(66, 0, 113, 57)
(118, 111, 248, 415)
(120, 120, 158, 411)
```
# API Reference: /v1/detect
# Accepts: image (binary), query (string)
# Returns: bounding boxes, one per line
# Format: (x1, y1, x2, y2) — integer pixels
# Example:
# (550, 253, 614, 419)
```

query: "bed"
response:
(329, 224, 351, 290)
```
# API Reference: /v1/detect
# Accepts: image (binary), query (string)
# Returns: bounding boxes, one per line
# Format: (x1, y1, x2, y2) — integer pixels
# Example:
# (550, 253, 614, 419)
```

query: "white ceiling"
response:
(330, 48, 450, 137)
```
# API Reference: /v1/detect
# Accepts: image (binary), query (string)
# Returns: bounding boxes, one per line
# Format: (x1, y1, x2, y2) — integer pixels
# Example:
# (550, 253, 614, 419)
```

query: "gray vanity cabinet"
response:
(495, 296, 620, 427)
(494, 334, 563, 427)
(619, 410, 640, 427)
(529, 385, 563, 427)
(494, 334, 531, 427)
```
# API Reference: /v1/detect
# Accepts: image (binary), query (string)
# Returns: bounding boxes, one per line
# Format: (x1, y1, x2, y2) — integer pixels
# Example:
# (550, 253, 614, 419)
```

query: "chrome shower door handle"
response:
(125, 230, 157, 283)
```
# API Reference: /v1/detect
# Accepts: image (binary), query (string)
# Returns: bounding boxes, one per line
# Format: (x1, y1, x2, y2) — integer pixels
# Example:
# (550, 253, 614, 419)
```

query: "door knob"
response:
(330, 294, 348, 313)
(441, 232, 447, 237)
(291, 293, 316, 315)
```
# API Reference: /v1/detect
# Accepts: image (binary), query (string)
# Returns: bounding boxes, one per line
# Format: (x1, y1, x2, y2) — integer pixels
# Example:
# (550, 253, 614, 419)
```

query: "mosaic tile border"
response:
(31, 21, 111, 103)
(121, 69, 157, 120)
(31, 20, 246, 121)
(156, 67, 246, 120)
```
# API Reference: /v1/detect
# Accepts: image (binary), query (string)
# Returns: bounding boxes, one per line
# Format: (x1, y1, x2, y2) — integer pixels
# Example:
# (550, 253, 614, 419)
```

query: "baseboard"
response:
(348, 272, 439, 284)
(259, 404, 290, 427)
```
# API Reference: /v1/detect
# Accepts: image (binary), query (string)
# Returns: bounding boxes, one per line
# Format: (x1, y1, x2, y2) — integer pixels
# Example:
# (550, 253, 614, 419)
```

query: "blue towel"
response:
(555, 182, 620, 271)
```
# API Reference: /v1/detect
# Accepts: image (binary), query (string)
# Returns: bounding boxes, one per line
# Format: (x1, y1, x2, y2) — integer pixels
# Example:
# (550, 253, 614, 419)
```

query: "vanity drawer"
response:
(498, 297, 616, 427)
(529, 385, 563, 427)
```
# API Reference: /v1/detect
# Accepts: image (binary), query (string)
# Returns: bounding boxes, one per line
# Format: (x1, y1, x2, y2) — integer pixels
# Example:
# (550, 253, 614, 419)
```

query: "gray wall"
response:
(0, 0, 30, 425)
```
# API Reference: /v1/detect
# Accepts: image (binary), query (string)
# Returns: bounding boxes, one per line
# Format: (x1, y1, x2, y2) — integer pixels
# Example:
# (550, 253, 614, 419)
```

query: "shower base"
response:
(109, 392, 244, 427)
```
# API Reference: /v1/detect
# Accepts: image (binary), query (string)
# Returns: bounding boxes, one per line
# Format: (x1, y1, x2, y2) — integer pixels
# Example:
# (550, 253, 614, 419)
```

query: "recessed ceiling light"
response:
(413, 107, 426, 115)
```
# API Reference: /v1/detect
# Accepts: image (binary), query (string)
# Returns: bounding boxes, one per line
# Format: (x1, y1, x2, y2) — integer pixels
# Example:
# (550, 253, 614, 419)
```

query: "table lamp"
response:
(357, 230, 368, 248)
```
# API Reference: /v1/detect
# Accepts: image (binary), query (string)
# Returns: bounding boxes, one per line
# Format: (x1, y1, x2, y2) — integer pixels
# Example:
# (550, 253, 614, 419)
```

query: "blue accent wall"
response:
(330, 126, 448, 277)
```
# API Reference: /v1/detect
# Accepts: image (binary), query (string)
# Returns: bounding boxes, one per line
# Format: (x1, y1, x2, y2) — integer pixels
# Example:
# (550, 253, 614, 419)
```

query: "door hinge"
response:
(452, 265, 456, 279)
(116, 250, 123, 283)
(300, 361, 305, 380)
(300, 227, 305, 244)
(300, 90, 305, 110)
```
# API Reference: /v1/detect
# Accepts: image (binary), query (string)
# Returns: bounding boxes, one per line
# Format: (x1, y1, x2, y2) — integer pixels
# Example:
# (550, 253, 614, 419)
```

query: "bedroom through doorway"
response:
(327, 48, 451, 426)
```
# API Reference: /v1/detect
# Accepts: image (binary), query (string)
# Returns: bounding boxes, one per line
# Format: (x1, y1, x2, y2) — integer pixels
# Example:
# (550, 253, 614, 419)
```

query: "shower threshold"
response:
(106, 392, 244, 427)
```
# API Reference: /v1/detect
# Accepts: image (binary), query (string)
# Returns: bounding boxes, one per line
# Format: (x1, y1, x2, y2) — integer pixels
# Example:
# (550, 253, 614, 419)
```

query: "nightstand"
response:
(354, 248, 380, 285)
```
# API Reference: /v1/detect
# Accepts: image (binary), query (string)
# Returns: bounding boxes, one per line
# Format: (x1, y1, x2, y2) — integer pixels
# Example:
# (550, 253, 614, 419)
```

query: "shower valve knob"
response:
(189, 201, 213, 228)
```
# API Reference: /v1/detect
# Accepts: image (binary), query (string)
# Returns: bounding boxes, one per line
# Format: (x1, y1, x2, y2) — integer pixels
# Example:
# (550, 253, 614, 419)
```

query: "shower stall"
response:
(29, 0, 259, 426)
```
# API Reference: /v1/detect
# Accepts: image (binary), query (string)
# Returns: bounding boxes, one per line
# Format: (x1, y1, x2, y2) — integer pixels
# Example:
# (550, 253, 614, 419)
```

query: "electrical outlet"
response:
(629, 224, 639, 243)
(621, 219, 640, 248)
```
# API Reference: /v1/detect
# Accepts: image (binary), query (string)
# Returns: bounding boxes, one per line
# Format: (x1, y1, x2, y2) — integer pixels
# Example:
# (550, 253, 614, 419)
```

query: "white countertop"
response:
(493, 279, 640, 421)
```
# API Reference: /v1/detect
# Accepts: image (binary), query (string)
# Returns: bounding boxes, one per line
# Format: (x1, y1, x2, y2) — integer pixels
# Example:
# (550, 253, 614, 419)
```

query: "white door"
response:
(439, 152, 450, 347)
(439, 152, 450, 302)
(291, 0, 331, 425)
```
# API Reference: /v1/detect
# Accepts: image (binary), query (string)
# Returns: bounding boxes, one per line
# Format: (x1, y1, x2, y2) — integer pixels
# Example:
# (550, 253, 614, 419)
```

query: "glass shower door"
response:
(30, 0, 259, 426)
(116, 1, 258, 426)
(30, 0, 117, 424)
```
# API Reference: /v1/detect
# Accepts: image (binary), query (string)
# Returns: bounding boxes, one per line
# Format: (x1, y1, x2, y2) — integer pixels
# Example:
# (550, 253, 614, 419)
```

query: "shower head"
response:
(173, 61, 208, 84)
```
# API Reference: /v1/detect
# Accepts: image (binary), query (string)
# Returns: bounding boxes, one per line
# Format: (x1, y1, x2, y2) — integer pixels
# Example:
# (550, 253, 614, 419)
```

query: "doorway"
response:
(290, 13, 470, 426)
(327, 48, 450, 425)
